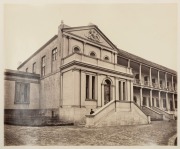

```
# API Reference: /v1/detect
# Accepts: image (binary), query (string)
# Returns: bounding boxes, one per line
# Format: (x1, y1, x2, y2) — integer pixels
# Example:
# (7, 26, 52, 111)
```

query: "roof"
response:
(17, 35, 58, 69)
(118, 48, 177, 75)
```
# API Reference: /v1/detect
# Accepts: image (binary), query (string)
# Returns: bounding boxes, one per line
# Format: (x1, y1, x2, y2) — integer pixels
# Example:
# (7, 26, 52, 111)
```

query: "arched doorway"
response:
(104, 79, 111, 105)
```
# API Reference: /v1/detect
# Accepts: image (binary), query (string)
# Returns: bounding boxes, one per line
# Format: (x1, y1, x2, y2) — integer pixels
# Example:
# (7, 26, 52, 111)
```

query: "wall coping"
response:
(4, 69, 40, 79)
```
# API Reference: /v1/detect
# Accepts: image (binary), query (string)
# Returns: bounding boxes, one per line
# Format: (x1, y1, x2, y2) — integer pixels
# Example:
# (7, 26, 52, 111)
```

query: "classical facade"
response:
(4, 22, 177, 127)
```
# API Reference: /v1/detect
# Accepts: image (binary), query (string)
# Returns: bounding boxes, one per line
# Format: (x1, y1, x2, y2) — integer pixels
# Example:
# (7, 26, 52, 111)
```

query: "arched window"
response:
(104, 56, 109, 61)
(89, 51, 96, 57)
(105, 79, 111, 85)
(73, 46, 80, 53)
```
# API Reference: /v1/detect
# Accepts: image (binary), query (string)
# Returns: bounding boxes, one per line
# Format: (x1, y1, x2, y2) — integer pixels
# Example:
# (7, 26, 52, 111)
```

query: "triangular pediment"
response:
(63, 25, 117, 50)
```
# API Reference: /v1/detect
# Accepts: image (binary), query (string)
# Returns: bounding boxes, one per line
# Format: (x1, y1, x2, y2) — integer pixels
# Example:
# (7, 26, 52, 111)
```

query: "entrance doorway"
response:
(104, 79, 111, 105)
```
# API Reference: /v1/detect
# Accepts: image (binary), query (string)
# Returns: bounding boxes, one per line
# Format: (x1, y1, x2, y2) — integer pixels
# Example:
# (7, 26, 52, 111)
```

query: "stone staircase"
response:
(85, 100, 150, 127)
(151, 107, 175, 120)
(141, 106, 163, 121)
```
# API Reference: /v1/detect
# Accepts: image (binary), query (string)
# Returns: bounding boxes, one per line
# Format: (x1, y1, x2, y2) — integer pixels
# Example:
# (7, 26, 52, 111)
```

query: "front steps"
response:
(141, 106, 175, 121)
(85, 100, 150, 127)
(151, 107, 175, 120)
(141, 106, 163, 121)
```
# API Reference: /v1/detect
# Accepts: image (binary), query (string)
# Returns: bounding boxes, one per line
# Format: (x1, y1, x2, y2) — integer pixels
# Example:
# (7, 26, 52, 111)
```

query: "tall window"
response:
(156, 98, 159, 107)
(92, 76, 95, 99)
(143, 97, 147, 106)
(26, 68, 28, 72)
(86, 75, 96, 100)
(86, 75, 89, 99)
(148, 97, 151, 107)
(32, 62, 36, 73)
(152, 98, 154, 107)
(119, 81, 121, 100)
(41, 56, 46, 76)
(52, 48, 58, 61)
(175, 100, 177, 108)
(15, 82, 30, 103)
(163, 98, 166, 108)
(123, 82, 125, 100)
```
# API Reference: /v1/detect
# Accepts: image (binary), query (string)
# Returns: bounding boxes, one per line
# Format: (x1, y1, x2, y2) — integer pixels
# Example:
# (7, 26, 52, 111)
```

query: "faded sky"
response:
(4, 3, 177, 70)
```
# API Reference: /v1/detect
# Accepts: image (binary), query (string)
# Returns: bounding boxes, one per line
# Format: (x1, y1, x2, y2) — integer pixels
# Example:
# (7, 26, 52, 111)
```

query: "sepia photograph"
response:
(2, 0, 178, 147)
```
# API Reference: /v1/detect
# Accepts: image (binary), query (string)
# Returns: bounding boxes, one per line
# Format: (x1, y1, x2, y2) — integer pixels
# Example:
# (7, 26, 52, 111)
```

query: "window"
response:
(119, 81, 121, 100)
(104, 56, 109, 61)
(41, 56, 46, 76)
(152, 98, 154, 107)
(163, 98, 166, 108)
(143, 97, 147, 106)
(86, 75, 89, 99)
(15, 82, 30, 103)
(52, 48, 58, 61)
(156, 98, 159, 107)
(89, 51, 96, 57)
(73, 46, 80, 53)
(175, 99, 177, 108)
(26, 68, 28, 72)
(32, 62, 36, 73)
(152, 79, 156, 83)
(148, 97, 151, 107)
(123, 82, 125, 100)
(92, 76, 95, 99)
(86, 74, 96, 100)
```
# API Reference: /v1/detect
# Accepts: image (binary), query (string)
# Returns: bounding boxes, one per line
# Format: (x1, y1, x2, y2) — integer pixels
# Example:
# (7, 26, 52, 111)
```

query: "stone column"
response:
(150, 90, 152, 107)
(158, 91, 161, 108)
(149, 67, 152, 86)
(68, 36, 72, 54)
(111, 52, 113, 63)
(121, 81, 123, 101)
(172, 94, 175, 110)
(140, 88, 143, 106)
(115, 78, 119, 101)
(97, 74, 101, 107)
(172, 75, 174, 91)
(60, 73, 63, 107)
(128, 59, 131, 68)
(139, 63, 142, 84)
(89, 75, 92, 99)
(102, 84, 104, 106)
(165, 72, 167, 88)
(114, 53, 117, 64)
(80, 71, 86, 107)
(158, 70, 160, 88)
(166, 93, 169, 111)
(95, 75, 98, 100)
(62, 35, 66, 58)
(130, 81, 133, 102)
(83, 42, 86, 55)
(100, 48, 102, 60)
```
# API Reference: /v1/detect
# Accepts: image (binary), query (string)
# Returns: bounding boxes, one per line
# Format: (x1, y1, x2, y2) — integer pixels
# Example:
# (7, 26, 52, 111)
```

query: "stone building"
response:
(4, 22, 177, 127)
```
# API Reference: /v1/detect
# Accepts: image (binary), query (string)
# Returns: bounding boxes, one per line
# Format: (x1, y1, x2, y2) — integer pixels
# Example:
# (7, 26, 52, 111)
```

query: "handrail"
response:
(142, 106, 163, 115)
(152, 107, 174, 115)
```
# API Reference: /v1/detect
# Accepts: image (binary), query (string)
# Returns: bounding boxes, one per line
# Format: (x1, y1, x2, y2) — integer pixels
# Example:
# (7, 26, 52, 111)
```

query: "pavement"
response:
(4, 120, 177, 146)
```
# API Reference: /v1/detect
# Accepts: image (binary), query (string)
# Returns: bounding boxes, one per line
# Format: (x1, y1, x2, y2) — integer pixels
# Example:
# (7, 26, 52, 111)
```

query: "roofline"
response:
(17, 35, 58, 70)
(63, 25, 117, 50)
(117, 48, 177, 75)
